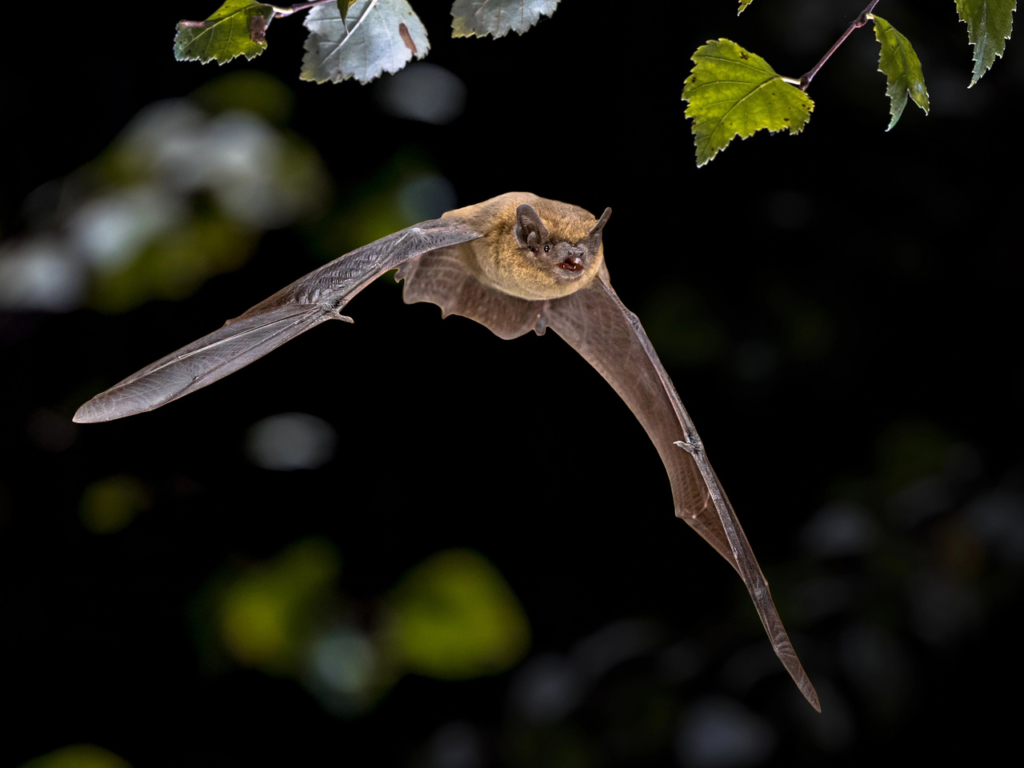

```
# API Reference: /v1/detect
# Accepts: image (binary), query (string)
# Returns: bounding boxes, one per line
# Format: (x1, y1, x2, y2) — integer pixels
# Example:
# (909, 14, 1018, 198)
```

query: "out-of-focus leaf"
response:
(218, 539, 340, 673)
(174, 0, 275, 64)
(386, 549, 530, 679)
(738, 0, 753, 13)
(7, 97, 329, 315)
(876, 421, 953, 495)
(871, 15, 929, 131)
(18, 745, 131, 768)
(682, 39, 814, 167)
(192, 71, 295, 125)
(955, 0, 1015, 85)
(89, 213, 254, 313)
(80, 475, 152, 534)
(450, 0, 559, 38)
(301, 0, 430, 85)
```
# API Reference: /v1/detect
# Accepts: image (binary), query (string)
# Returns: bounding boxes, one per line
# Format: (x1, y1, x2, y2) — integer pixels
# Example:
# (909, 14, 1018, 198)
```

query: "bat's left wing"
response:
(74, 220, 482, 423)
(545, 273, 821, 712)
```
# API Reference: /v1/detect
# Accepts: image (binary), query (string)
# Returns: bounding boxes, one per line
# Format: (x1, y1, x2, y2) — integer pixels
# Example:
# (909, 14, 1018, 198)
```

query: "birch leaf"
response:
(451, 0, 559, 39)
(682, 39, 814, 167)
(956, 0, 1016, 85)
(301, 0, 430, 85)
(738, 0, 754, 13)
(174, 0, 275, 64)
(871, 15, 929, 131)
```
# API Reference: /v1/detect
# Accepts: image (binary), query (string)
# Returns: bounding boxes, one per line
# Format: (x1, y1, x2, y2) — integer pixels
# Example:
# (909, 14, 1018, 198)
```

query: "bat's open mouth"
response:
(559, 257, 584, 271)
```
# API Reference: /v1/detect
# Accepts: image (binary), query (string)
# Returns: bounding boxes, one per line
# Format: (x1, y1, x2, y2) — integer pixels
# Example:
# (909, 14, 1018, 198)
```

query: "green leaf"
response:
(682, 39, 814, 167)
(738, 0, 754, 14)
(301, 0, 430, 85)
(871, 15, 929, 131)
(337, 0, 357, 21)
(451, 0, 559, 38)
(956, 0, 1016, 85)
(174, 0, 275, 65)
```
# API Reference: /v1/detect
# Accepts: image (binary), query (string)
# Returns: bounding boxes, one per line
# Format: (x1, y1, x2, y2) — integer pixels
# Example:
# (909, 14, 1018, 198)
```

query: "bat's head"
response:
(513, 203, 612, 289)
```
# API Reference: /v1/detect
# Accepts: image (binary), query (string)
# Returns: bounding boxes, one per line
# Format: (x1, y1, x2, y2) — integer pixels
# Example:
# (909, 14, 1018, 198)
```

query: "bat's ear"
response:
(515, 204, 549, 249)
(589, 207, 612, 236)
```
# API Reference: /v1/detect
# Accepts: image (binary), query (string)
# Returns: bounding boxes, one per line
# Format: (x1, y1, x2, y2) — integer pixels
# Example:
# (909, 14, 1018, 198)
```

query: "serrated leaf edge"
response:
(870, 14, 930, 131)
(450, 0, 560, 39)
(301, 0, 430, 85)
(683, 40, 814, 167)
(174, 3, 275, 65)
(957, 0, 1017, 86)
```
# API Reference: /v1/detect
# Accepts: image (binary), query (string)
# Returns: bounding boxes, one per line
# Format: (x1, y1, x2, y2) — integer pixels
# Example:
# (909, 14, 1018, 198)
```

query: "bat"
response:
(74, 192, 820, 711)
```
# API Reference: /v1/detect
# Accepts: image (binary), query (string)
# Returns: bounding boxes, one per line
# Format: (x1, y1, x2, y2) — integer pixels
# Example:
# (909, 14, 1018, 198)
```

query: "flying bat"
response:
(74, 192, 820, 711)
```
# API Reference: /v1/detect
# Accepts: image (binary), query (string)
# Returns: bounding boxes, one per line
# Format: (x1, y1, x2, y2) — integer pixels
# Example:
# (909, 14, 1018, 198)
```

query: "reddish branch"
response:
(799, 0, 883, 90)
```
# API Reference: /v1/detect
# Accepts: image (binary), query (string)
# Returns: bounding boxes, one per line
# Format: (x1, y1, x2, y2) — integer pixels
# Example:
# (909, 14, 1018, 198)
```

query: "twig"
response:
(799, 0, 882, 90)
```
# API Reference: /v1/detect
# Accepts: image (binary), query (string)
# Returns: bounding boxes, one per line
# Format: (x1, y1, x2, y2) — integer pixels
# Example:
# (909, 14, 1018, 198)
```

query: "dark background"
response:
(3, 0, 1022, 766)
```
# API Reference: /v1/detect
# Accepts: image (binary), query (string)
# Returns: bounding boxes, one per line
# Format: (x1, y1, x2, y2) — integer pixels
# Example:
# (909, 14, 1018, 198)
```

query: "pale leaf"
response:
(301, 0, 429, 85)
(450, 0, 559, 39)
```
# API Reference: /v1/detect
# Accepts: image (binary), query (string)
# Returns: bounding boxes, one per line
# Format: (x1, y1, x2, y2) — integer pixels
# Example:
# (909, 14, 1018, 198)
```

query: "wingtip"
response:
(802, 680, 822, 713)
(783, 654, 821, 713)
(73, 393, 136, 424)
(73, 399, 108, 424)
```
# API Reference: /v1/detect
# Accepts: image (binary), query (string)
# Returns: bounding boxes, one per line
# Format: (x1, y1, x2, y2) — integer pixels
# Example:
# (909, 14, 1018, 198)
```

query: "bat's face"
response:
(524, 234, 600, 280)
(474, 202, 606, 301)
(441, 195, 611, 302)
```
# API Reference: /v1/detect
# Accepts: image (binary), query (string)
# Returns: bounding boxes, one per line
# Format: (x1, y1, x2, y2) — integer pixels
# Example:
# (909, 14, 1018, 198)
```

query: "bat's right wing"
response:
(74, 220, 482, 423)
(545, 274, 820, 712)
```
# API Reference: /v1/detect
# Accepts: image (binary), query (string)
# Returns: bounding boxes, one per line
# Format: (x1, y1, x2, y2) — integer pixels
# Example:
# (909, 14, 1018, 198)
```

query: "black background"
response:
(3, 1, 1023, 766)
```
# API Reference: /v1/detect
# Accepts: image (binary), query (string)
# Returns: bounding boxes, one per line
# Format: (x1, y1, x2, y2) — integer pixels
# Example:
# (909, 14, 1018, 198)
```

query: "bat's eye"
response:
(544, 245, 550, 253)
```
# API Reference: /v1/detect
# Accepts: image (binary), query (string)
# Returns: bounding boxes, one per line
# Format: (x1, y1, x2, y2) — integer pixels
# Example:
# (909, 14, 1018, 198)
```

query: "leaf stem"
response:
(269, 0, 336, 17)
(798, 0, 882, 90)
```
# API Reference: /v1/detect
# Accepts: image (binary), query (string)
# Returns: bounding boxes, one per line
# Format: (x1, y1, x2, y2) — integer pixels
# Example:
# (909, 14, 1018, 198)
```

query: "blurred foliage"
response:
(79, 474, 152, 534)
(191, 541, 529, 716)
(17, 745, 130, 768)
(642, 283, 729, 368)
(876, 420, 953, 495)
(0, 71, 329, 314)
(385, 548, 531, 679)
(191, 70, 295, 125)
(318, 151, 458, 258)
(216, 538, 340, 673)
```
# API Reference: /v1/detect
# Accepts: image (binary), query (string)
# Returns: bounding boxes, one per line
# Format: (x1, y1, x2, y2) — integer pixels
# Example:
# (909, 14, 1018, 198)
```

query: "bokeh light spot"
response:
(387, 549, 530, 679)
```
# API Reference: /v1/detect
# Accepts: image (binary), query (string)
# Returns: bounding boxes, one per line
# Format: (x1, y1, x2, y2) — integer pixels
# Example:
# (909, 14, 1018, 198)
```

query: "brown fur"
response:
(441, 192, 605, 300)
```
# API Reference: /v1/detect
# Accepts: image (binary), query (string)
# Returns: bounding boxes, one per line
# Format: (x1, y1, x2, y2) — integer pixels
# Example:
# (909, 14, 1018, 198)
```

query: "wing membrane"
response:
(75, 220, 482, 422)
(547, 277, 820, 712)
